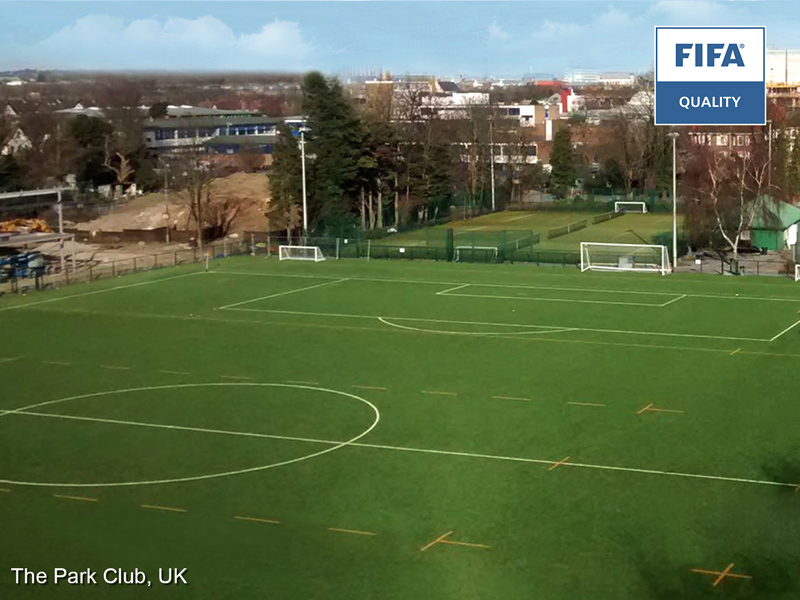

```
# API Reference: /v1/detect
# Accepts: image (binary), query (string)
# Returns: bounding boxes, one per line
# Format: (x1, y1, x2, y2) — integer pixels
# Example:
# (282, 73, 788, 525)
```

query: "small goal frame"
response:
(795, 264, 800, 282)
(278, 245, 325, 262)
(580, 242, 671, 275)
(453, 246, 499, 263)
(614, 201, 647, 213)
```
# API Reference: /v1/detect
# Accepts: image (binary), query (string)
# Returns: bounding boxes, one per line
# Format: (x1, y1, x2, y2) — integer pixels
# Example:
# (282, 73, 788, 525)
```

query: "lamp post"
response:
(667, 132, 679, 271)
(299, 127, 308, 241)
(163, 164, 170, 244)
(767, 119, 773, 190)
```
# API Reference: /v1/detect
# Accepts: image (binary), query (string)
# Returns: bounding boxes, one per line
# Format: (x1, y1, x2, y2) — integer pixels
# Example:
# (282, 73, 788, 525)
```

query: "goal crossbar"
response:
(580, 242, 671, 275)
(614, 201, 647, 213)
(278, 245, 325, 262)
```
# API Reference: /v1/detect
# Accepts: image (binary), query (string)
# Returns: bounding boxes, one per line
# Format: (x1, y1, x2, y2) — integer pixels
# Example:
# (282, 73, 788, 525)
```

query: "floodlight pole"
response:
(57, 188, 65, 273)
(668, 132, 679, 271)
(489, 118, 496, 212)
(300, 127, 308, 241)
(164, 164, 170, 244)
(767, 119, 773, 190)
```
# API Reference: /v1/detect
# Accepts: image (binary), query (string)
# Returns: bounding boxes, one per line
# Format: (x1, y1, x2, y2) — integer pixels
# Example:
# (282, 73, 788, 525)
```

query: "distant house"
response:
(3, 103, 18, 119)
(0, 128, 32, 156)
(747, 197, 800, 251)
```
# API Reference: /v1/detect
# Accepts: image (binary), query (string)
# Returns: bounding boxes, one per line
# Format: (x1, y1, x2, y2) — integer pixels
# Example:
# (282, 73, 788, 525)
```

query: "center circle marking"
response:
(0, 383, 380, 488)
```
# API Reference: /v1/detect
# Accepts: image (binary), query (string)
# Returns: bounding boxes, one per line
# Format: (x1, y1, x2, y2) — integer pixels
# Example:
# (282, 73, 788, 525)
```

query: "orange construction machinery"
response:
(0, 218, 53, 233)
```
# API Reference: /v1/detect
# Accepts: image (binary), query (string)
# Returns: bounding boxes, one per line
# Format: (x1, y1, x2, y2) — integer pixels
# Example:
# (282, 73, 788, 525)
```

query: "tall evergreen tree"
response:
(549, 127, 576, 197)
(302, 72, 364, 233)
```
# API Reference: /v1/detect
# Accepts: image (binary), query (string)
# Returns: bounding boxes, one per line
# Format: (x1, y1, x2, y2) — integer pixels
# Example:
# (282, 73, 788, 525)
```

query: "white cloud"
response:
(487, 22, 510, 41)
(34, 15, 314, 71)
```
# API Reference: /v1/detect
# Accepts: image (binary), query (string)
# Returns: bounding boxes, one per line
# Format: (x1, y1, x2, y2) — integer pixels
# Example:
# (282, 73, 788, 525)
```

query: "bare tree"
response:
(172, 153, 221, 250)
(687, 135, 770, 262)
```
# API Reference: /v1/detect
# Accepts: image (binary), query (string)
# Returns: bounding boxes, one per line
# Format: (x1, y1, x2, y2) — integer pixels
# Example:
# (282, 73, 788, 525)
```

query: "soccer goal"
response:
(795, 264, 800, 282)
(580, 242, 671, 275)
(453, 246, 499, 263)
(614, 201, 647, 213)
(278, 245, 325, 262)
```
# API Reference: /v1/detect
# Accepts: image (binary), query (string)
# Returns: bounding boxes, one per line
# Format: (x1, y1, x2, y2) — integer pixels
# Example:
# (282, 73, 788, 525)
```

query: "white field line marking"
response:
(43, 361, 71, 366)
(421, 390, 457, 396)
(0, 487, 10, 492)
(378, 317, 577, 337)
(769, 318, 800, 342)
(730, 348, 741, 356)
(218, 278, 349, 310)
(0, 357, 22, 364)
(100, 365, 130, 371)
(231, 308, 771, 343)
(436, 283, 470, 295)
(659, 294, 687, 307)
(0, 271, 204, 312)
(352, 385, 387, 391)
(440, 291, 667, 307)
(568, 402, 606, 407)
(0, 383, 381, 488)
(158, 370, 191, 376)
(492, 395, 532, 402)
(214, 268, 800, 293)
(285, 380, 319, 385)
(3, 409, 795, 491)
(220, 375, 253, 381)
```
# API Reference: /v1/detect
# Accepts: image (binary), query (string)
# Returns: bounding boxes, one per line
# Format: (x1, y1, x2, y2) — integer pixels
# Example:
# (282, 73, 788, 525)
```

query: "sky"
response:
(0, 1, 798, 78)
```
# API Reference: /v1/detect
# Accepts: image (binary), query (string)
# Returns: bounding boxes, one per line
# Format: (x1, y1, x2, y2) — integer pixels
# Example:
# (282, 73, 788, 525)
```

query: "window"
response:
(736, 135, 745, 146)
(716, 134, 728, 146)
(507, 108, 520, 116)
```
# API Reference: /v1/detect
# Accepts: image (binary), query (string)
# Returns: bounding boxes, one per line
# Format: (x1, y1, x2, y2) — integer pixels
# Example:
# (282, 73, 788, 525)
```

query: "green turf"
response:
(375, 210, 682, 257)
(1, 258, 800, 599)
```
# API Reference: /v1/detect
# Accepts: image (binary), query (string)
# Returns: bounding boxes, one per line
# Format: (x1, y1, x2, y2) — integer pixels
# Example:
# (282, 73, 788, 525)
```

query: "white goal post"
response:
(795, 264, 800, 282)
(453, 246, 499, 262)
(278, 245, 325, 262)
(614, 201, 647, 213)
(580, 242, 671, 275)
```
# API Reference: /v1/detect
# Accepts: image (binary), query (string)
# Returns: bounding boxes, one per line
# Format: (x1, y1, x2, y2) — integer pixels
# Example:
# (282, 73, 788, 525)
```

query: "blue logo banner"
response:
(655, 81, 766, 125)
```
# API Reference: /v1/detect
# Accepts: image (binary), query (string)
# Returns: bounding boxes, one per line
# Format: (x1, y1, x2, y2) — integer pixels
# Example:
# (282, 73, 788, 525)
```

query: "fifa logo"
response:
(675, 43, 745, 67)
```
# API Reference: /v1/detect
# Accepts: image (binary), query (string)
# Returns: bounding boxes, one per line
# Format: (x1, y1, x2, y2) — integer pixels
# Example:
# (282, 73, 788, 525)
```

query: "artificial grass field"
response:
(1, 256, 800, 599)
(375, 209, 680, 255)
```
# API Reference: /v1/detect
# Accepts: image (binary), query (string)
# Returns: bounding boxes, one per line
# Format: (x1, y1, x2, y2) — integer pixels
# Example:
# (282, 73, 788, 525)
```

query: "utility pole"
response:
(767, 119, 773, 190)
(667, 132, 679, 271)
(300, 127, 308, 240)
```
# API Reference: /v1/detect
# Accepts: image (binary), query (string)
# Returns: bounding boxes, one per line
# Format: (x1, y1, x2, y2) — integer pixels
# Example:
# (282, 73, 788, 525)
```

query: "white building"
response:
(598, 73, 636, 87)
(1, 128, 32, 156)
(767, 48, 800, 85)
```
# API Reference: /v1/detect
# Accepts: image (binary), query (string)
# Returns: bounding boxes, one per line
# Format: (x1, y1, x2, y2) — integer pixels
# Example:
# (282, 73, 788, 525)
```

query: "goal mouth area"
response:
(580, 242, 671, 275)
(278, 245, 326, 262)
(614, 201, 648, 213)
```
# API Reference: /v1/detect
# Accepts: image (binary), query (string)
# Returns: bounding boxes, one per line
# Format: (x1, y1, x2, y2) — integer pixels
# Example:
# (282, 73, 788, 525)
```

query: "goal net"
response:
(614, 201, 647, 213)
(453, 246, 499, 263)
(278, 245, 325, 262)
(580, 242, 671, 275)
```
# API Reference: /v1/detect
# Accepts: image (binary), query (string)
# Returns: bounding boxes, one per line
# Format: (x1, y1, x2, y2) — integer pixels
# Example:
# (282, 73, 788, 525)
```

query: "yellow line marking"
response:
(43, 361, 71, 366)
(53, 494, 98, 503)
(327, 527, 377, 537)
(691, 563, 752, 587)
(220, 375, 253, 380)
(731, 348, 741, 355)
(636, 403, 654, 415)
(234, 515, 281, 525)
(100, 365, 130, 371)
(568, 401, 606, 407)
(549, 456, 571, 470)
(158, 370, 191, 376)
(492, 395, 532, 402)
(352, 385, 387, 391)
(285, 380, 319, 385)
(420, 531, 453, 552)
(141, 504, 187, 513)
(440, 539, 490, 549)
(422, 390, 458, 396)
